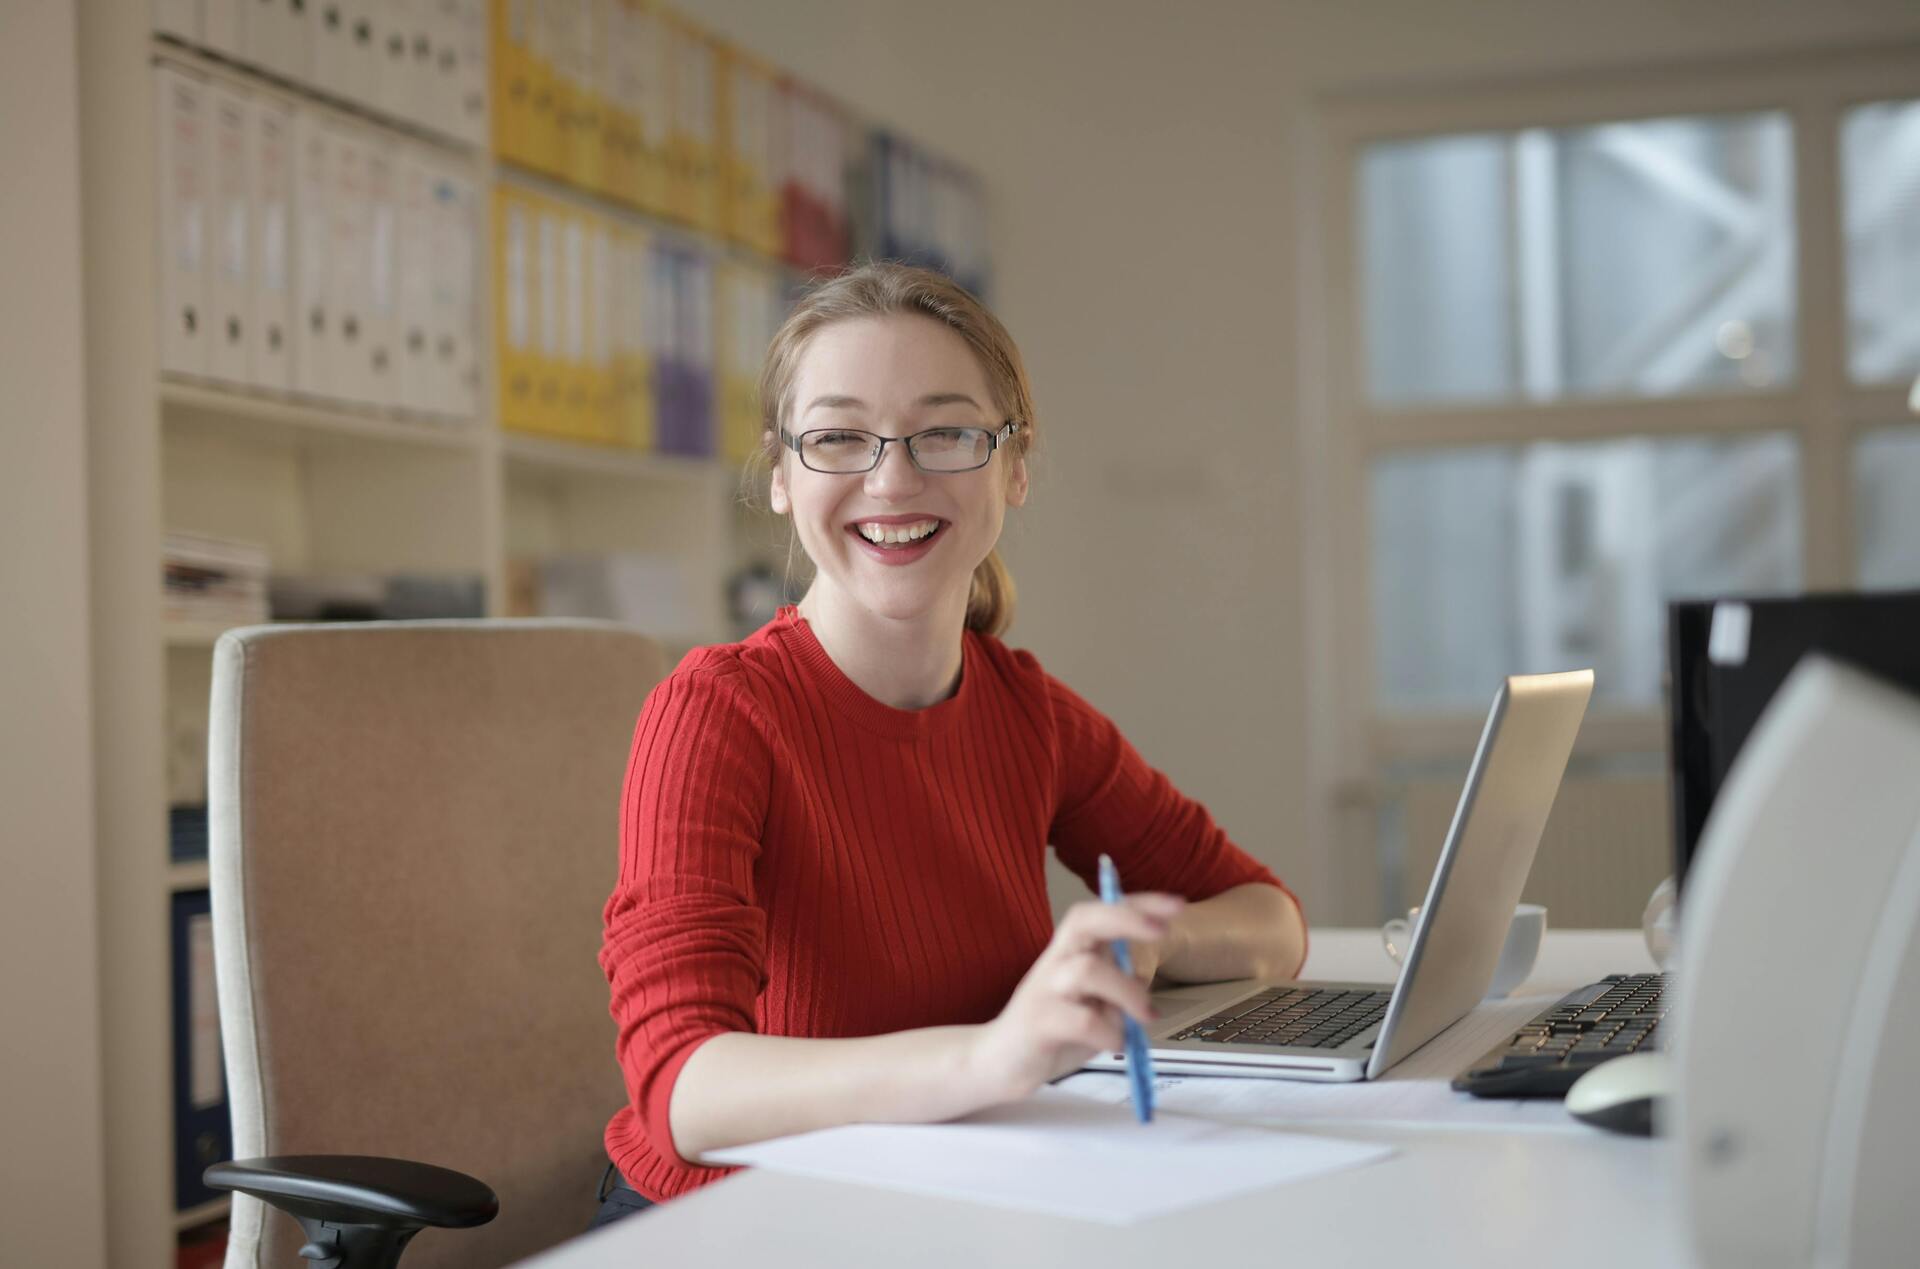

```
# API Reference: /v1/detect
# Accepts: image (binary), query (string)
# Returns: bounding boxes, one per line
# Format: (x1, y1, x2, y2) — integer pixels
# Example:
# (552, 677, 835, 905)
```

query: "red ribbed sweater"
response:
(599, 605, 1300, 1201)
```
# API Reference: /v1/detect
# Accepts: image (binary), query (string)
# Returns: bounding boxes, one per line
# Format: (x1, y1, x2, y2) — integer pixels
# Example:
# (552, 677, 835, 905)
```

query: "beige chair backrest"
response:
(208, 621, 667, 1268)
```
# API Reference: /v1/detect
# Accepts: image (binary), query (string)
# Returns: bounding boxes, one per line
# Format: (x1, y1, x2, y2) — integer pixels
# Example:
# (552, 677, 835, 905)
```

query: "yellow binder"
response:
(664, 11, 722, 235)
(613, 222, 656, 452)
(719, 46, 782, 259)
(596, 0, 639, 209)
(717, 260, 778, 466)
(582, 213, 619, 445)
(531, 192, 569, 435)
(631, 0, 673, 218)
(489, 0, 538, 171)
(492, 184, 543, 436)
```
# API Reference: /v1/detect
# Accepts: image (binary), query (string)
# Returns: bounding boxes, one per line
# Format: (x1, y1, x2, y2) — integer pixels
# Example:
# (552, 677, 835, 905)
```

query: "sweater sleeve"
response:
(1045, 673, 1302, 923)
(600, 665, 772, 1169)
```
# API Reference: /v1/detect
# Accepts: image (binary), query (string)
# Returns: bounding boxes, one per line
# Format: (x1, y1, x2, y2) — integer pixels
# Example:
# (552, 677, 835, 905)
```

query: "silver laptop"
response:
(1084, 669, 1594, 1083)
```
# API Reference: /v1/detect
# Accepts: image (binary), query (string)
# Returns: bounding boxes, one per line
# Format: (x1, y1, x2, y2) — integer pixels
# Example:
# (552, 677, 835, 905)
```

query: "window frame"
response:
(1296, 45, 1920, 917)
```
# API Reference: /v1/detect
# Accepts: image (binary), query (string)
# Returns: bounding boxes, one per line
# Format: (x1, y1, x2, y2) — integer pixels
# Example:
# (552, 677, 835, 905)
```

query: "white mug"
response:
(1381, 902, 1548, 999)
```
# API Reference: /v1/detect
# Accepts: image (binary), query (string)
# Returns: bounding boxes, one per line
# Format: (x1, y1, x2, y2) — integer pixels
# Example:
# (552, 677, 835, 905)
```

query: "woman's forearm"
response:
(663, 886, 1302, 1163)
(1159, 882, 1307, 983)
(667, 1024, 992, 1165)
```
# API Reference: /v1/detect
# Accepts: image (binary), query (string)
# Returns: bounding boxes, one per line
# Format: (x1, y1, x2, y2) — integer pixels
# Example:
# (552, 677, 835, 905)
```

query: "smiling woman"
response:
(755, 265, 1038, 647)
(593, 263, 1308, 1225)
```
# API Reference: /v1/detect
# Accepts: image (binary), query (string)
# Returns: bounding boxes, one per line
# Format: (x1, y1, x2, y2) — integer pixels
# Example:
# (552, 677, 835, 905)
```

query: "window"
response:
(1855, 426, 1920, 589)
(1307, 53, 1920, 924)
(1843, 100, 1920, 388)
(1363, 113, 1796, 408)
(1370, 433, 1801, 711)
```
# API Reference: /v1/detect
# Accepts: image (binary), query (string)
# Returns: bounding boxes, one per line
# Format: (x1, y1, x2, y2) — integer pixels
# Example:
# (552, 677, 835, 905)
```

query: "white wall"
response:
(683, 0, 1920, 920)
(0, 0, 107, 1265)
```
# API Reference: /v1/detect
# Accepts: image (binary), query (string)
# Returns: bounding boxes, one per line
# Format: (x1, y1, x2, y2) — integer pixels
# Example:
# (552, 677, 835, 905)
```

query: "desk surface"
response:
(523, 929, 1682, 1269)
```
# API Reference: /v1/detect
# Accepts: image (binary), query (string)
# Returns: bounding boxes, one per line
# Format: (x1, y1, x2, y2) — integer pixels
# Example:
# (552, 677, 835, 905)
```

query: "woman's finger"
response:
(1049, 950, 1155, 1024)
(1073, 1002, 1125, 1055)
(1050, 1000, 1124, 1054)
(1052, 896, 1182, 956)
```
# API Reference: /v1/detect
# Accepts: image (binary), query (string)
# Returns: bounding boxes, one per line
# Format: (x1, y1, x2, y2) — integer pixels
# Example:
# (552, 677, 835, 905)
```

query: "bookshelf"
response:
(78, 2, 984, 1262)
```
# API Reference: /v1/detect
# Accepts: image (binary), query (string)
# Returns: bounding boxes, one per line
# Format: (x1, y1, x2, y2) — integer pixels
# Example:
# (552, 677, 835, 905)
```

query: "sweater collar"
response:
(771, 605, 975, 739)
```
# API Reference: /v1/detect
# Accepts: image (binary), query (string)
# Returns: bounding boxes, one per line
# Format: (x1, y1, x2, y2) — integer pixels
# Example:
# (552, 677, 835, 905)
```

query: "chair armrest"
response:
(206, 1155, 497, 1269)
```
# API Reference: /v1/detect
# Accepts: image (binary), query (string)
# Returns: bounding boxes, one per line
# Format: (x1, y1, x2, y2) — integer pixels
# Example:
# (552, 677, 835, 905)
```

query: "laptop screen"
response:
(1668, 590, 1920, 890)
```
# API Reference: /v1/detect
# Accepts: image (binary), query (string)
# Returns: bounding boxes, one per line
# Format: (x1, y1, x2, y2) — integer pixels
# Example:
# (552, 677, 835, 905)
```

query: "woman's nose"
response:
(865, 439, 924, 494)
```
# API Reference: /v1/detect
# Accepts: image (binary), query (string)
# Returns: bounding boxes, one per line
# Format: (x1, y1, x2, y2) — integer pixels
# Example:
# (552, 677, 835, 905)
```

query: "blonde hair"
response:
(744, 262, 1036, 637)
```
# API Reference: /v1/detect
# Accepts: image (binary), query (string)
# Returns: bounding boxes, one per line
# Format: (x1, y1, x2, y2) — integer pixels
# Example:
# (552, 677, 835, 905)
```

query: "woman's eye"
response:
(814, 431, 866, 446)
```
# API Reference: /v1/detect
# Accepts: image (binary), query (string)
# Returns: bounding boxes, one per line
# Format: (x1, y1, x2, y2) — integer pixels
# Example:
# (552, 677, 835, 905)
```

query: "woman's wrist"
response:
(957, 1020, 1026, 1110)
(1155, 913, 1195, 982)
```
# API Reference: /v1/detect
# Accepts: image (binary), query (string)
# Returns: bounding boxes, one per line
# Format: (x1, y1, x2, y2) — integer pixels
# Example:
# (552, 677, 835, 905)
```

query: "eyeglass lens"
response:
(802, 428, 993, 473)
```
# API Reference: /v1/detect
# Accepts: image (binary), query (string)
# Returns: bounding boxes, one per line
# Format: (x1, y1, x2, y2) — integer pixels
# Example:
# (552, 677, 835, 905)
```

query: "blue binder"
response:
(172, 889, 232, 1211)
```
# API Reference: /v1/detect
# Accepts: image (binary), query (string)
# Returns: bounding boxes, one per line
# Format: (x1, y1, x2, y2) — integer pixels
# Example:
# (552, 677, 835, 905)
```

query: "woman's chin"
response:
(847, 575, 968, 624)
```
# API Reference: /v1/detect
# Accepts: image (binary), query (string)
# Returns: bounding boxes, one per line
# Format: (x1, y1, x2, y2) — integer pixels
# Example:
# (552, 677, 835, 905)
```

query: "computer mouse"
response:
(1564, 1051, 1671, 1136)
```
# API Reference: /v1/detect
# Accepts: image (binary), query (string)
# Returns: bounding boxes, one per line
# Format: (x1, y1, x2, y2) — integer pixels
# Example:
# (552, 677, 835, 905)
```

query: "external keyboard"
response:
(1168, 986, 1394, 1050)
(1453, 972, 1670, 1097)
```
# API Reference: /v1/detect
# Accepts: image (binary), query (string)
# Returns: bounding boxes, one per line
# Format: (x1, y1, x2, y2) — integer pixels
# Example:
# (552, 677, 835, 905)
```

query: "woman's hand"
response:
(966, 893, 1186, 1106)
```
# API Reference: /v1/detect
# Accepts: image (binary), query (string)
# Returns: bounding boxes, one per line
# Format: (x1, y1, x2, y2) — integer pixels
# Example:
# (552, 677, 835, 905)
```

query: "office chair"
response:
(204, 620, 668, 1268)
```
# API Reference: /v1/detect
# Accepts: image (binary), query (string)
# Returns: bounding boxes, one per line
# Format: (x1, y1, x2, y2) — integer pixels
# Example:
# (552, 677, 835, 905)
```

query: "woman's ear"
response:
(769, 460, 790, 515)
(1005, 453, 1030, 508)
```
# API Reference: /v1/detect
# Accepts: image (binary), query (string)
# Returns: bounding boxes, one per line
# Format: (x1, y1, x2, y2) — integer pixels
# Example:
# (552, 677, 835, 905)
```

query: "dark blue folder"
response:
(171, 889, 232, 1211)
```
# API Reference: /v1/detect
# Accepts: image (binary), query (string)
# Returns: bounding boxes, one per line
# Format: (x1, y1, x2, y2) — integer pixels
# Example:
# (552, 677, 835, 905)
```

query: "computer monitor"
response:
(1668, 590, 1920, 890)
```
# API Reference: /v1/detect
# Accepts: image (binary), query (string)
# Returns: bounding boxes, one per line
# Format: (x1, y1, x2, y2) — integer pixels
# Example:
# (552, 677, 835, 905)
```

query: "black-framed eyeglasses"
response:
(779, 421, 1024, 474)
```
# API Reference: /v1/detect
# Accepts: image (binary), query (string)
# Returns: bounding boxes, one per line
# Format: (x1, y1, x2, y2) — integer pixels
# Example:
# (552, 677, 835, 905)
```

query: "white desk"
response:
(523, 929, 1681, 1269)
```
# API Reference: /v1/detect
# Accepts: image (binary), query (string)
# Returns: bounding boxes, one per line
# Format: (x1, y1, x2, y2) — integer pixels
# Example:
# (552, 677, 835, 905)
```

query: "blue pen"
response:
(1097, 853, 1156, 1124)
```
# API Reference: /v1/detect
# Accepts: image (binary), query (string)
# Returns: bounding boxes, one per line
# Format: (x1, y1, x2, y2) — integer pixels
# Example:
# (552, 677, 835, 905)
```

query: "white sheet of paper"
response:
(1055, 993, 1584, 1131)
(705, 1086, 1396, 1225)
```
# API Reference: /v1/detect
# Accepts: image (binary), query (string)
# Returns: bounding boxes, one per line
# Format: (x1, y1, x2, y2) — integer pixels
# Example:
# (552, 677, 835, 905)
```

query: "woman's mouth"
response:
(846, 518, 945, 563)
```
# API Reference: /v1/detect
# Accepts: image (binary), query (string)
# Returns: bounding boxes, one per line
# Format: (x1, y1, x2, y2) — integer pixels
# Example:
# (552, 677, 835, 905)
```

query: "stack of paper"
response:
(706, 1087, 1395, 1225)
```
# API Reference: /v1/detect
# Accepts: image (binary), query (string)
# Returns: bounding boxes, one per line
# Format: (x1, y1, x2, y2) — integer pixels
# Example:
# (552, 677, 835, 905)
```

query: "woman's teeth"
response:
(856, 520, 941, 545)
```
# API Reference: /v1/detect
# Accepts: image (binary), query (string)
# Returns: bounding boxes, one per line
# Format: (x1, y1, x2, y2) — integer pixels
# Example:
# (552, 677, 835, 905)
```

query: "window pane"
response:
(1855, 426, 1920, 588)
(1371, 434, 1803, 711)
(1362, 113, 1796, 408)
(1843, 100, 1920, 386)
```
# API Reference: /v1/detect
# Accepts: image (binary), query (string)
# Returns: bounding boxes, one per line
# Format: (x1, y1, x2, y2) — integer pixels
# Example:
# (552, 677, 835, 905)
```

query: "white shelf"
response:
(168, 860, 211, 893)
(173, 1194, 230, 1233)
(150, 34, 484, 161)
(160, 380, 483, 454)
(501, 431, 728, 485)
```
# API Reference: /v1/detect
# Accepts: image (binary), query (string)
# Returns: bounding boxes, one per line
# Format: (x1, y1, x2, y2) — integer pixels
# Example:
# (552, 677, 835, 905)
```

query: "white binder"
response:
(309, 0, 353, 100)
(155, 64, 211, 379)
(290, 109, 333, 400)
(248, 97, 295, 392)
(373, 0, 416, 124)
(207, 84, 254, 385)
(408, 0, 447, 137)
(153, 0, 199, 44)
(342, 0, 381, 110)
(243, 0, 305, 84)
(453, 0, 489, 148)
(434, 168, 478, 419)
(202, 0, 244, 60)
(417, 0, 458, 140)
(362, 136, 400, 408)
(325, 122, 371, 404)
(394, 150, 435, 414)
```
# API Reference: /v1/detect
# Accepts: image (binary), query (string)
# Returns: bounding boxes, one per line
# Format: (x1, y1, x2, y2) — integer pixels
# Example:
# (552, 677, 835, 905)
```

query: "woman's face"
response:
(770, 313, 1027, 626)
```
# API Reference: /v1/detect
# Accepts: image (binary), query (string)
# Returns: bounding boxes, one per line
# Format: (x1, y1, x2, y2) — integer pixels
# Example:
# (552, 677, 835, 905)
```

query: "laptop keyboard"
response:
(1168, 986, 1394, 1050)
(1453, 972, 1670, 1097)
